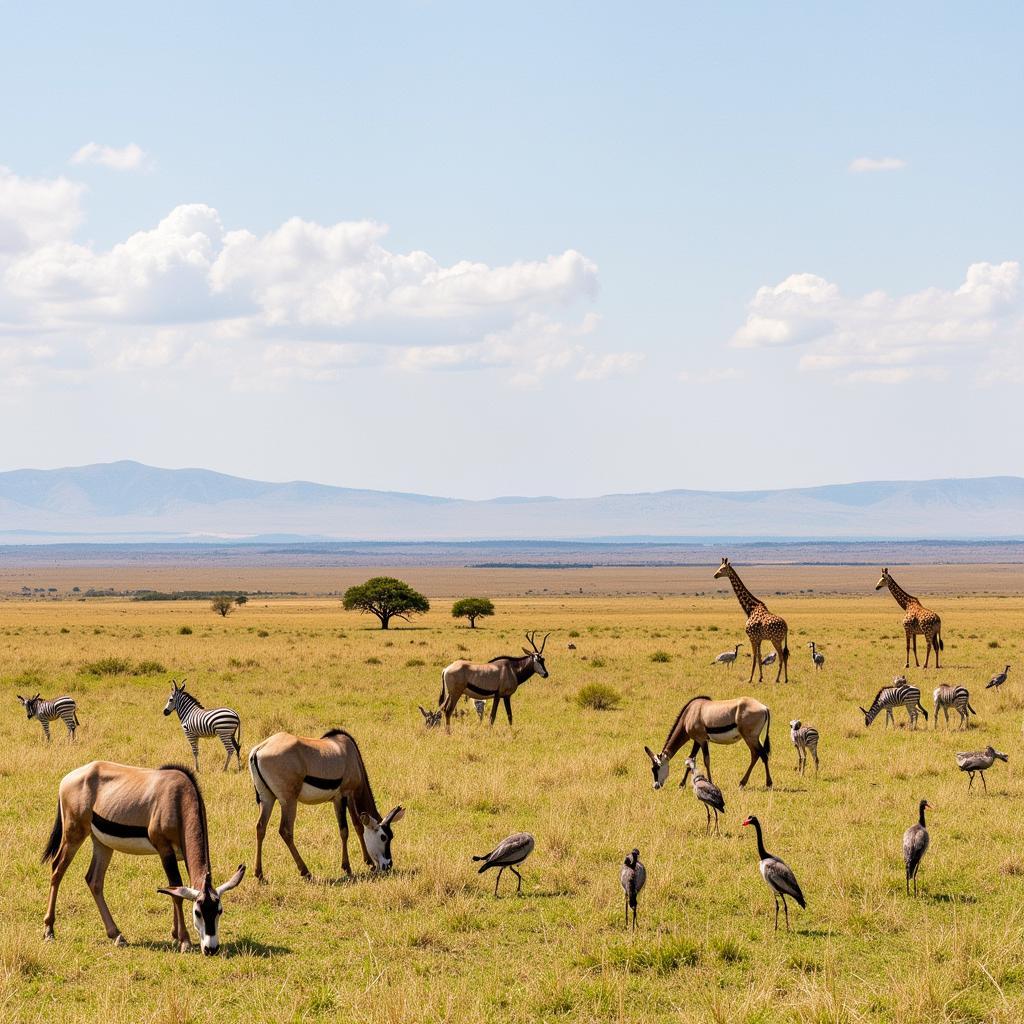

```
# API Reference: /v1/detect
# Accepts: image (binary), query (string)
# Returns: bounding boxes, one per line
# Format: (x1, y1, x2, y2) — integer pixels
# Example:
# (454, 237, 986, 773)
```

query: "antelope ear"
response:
(643, 745, 658, 764)
(522, 647, 532, 656)
(16, 695, 24, 703)
(383, 805, 405, 826)
(216, 864, 246, 896)
(360, 812, 380, 830)
(157, 885, 200, 901)
(418, 706, 429, 717)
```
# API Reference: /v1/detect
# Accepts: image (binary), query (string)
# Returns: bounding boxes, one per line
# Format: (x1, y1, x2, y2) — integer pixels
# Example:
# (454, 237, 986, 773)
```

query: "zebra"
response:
(933, 685, 976, 730)
(17, 693, 79, 741)
(789, 720, 819, 775)
(162, 679, 241, 771)
(860, 683, 928, 730)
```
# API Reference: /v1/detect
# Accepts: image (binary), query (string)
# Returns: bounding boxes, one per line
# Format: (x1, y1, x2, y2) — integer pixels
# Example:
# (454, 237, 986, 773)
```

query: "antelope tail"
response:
(438, 671, 447, 707)
(763, 708, 771, 757)
(249, 747, 273, 806)
(41, 801, 63, 864)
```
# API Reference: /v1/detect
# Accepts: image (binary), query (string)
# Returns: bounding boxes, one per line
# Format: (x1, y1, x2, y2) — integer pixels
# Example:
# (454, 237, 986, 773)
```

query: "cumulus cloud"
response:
(0, 167, 84, 254)
(730, 262, 1024, 383)
(848, 156, 907, 173)
(70, 142, 148, 171)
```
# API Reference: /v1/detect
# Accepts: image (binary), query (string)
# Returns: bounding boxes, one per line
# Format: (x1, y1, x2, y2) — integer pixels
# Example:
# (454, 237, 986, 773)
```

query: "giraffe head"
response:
(874, 568, 890, 591)
(713, 557, 731, 580)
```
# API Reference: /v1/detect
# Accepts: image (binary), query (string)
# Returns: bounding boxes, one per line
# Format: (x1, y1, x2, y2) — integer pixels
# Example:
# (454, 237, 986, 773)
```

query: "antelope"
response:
(40, 761, 245, 953)
(17, 693, 79, 741)
(644, 694, 772, 790)
(249, 729, 403, 880)
(438, 631, 550, 732)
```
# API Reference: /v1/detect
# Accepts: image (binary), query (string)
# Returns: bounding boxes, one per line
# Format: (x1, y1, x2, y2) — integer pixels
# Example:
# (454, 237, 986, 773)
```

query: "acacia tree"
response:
(211, 595, 234, 617)
(451, 597, 495, 628)
(342, 576, 430, 630)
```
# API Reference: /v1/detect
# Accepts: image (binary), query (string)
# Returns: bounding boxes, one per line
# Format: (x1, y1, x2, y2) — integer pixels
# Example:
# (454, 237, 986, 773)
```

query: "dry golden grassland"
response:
(1, 582, 1023, 1023)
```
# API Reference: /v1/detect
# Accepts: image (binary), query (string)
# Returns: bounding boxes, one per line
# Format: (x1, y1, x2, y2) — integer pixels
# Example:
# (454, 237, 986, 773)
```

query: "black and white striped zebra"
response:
(162, 679, 241, 771)
(933, 685, 975, 730)
(789, 720, 819, 775)
(17, 692, 79, 741)
(860, 683, 928, 730)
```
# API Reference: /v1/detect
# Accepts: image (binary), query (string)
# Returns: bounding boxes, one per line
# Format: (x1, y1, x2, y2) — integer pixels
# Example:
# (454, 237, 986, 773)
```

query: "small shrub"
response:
(568, 630, 581, 638)
(650, 650, 671, 663)
(365, 656, 382, 665)
(59, 627, 70, 634)
(135, 659, 167, 676)
(576, 683, 621, 711)
(178, 625, 193, 635)
(257, 629, 270, 638)
(83, 656, 134, 676)
(707, 624, 719, 632)
(405, 657, 426, 668)
(989, 640, 1000, 648)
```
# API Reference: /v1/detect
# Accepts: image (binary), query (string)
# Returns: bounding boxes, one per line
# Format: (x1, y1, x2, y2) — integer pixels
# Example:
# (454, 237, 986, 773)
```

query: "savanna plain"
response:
(1, 569, 1023, 1024)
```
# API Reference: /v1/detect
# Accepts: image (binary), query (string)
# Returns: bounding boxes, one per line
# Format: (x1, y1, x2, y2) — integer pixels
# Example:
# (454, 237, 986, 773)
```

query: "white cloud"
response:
(575, 351, 644, 381)
(70, 142, 148, 171)
(849, 156, 907, 174)
(0, 166, 84, 254)
(730, 262, 1024, 383)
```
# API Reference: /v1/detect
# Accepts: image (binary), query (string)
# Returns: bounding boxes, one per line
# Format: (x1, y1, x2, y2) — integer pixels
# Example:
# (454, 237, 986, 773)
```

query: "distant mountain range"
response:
(0, 462, 1022, 542)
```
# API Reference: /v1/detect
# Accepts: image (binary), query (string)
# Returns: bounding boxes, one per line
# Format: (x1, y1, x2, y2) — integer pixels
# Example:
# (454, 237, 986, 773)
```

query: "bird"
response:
(685, 755, 726, 835)
(712, 643, 741, 666)
(955, 746, 1008, 791)
(741, 815, 805, 931)
(761, 651, 777, 666)
(472, 833, 535, 896)
(807, 642, 825, 670)
(619, 848, 646, 930)
(903, 799, 931, 896)
(473, 699, 486, 722)
(419, 705, 442, 728)
(986, 665, 1011, 690)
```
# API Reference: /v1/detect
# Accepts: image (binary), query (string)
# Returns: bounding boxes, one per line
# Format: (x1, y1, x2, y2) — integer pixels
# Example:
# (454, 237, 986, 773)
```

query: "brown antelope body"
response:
(438, 631, 549, 732)
(248, 729, 403, 880)
(644, 694, 772, 789)
(41, 761, 245, 953)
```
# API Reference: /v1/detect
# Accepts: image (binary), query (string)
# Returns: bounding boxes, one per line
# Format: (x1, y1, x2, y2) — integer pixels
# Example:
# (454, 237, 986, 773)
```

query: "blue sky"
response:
(1, 2, 1022, 498)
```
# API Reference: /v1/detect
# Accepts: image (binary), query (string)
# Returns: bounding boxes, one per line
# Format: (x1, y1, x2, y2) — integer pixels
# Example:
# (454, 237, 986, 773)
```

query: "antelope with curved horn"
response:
(437, 631, 550, 732)
(41, 761, 245, 953)
(644, 694, 772, 790)
(248, 728, 404, 880)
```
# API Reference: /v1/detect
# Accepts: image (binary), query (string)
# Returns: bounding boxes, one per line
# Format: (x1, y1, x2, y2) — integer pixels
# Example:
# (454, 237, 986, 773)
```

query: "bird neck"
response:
(918, 804, 927, 828)
(751, 820, 769, 860)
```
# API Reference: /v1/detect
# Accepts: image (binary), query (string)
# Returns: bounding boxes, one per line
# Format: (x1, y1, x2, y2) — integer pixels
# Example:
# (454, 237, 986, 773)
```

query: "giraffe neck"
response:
(885, 574, 916, 610)
(724, 567, 762, 616)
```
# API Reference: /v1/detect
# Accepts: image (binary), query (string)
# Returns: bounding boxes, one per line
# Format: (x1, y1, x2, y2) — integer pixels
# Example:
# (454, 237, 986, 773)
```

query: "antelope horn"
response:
(539, 632, 550, 653)
(525, 630, 538, 651)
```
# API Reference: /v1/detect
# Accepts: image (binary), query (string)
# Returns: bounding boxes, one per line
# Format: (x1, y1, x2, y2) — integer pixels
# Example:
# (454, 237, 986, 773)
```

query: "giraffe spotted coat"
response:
(713, 558, 790, 683)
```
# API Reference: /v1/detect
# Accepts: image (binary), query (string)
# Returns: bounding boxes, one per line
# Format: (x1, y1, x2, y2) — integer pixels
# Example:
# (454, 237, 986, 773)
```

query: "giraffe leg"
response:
(748, 638, 760, 684)
(772, 638, 786, 684)
(905, 629, 912, 669)
(911, 633, 920, 668)
(923, 631, 931, 668)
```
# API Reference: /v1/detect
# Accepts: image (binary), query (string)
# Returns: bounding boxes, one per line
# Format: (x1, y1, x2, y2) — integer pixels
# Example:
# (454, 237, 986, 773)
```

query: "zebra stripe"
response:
(164, 686, 241, 771)
(862, 685, 928, 730)
(933, 685, 975, 730)
(789, 722, 819, 774)
(21, 695, 78, 741)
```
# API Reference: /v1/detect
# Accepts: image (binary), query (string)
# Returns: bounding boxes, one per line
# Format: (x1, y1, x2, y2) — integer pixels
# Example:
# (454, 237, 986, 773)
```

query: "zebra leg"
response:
(503, 696, 513, 727)
(84, 838, 125, 945)
(156, 847, 190, 951)
(334, 796, 352, 876)
(254, 790, 277, 882)
(811, 745, 819, 774)
(41, 719, 51, 743)
(65, 713, 76, 740)
(277, 799, 312, 879)
(187, 735, 200, 772)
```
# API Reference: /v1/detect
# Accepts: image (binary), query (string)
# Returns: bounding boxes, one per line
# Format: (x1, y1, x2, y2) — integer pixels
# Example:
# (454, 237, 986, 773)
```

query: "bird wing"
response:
(903, 825, 929, 873)
(762, 857, 805, 907)
(633, 861, 646, 894)
(955, 751, 984, 769)
(482, 832, 535, 867)
(619, 864, 635, 895)
(695, 777, 725, 811)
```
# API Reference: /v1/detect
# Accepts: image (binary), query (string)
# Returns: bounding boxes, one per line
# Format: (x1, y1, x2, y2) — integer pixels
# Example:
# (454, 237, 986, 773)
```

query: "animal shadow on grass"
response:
(224, 936, 291, 958)
(769, 786, 808, 795)
(927, 892, 978, 905)
(795, 928, 832, 938)
(320, 866, 420, 887)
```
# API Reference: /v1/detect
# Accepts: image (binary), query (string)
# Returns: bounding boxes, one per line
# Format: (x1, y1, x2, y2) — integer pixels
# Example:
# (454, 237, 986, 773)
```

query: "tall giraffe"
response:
(713, 558, 789, 683)
(875, 568, 943, 669)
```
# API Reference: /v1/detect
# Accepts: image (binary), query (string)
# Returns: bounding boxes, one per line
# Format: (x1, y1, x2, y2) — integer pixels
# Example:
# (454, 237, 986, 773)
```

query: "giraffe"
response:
(875, 568, 943, 669)
(713, 558, 789, 683)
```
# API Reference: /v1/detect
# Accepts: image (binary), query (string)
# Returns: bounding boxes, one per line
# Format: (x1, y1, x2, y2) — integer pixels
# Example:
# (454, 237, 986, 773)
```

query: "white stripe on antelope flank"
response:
(162, 679, 241, 771)
(16, 693, 79, 742)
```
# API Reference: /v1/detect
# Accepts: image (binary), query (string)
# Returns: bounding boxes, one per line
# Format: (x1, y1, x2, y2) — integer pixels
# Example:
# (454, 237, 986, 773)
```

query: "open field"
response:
(2, 575, 1024, 1023)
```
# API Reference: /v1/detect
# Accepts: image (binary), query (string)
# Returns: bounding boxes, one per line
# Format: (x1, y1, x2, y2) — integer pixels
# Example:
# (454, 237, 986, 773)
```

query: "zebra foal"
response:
(860, 682, 928, 730)
(162, 679, 242, 771)
(17, 693, 79, 741)
(933, 685, 975, 730)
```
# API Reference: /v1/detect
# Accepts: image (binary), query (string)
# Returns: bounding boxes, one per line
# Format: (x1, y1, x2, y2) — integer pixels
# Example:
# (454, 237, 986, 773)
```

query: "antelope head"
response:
(162, 678, 187, 716)
(644, 745, 671, 789)
(713, 557, 731, 580)
(359, 805, 405, 872)
(875, 568, 890, 591)
(17, 693, 41, 719)
(158, 864, 245, 956)
(523, 631, 550, 678)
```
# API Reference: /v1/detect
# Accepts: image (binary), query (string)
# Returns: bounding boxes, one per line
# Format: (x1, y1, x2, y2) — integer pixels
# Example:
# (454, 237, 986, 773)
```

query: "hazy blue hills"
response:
(1, 462, 1022, 542)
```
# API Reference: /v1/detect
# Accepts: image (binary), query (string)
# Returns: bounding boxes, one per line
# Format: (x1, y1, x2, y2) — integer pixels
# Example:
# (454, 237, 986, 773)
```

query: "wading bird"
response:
(712, 644, 741, 666)
(986, 665, 1011, 690)
(903, 799, 931, 896)
(685, 756, 725, 835)
(955, 746, 1008, 791)
(472, 832, 535, 896)
(741, 815, 805, 931)
(619, 848, 646, 929)
(807, 642, 825, 670)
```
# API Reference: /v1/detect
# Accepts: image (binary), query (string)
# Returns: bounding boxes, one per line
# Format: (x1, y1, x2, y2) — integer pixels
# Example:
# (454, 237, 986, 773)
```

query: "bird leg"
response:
(494, 867, 504, 897)
(704, 804, 711, 837)
(981, 771, 988, 793)
(968, 772, 974, 790)
(510, 866, 523, 895)
(773, 894, 780, 932)
(713, 808, 720, 837)
(782, 895, 790, 932)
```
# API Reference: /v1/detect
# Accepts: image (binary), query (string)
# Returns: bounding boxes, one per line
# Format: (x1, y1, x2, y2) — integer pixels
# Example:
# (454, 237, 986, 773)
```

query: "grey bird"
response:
(619, 848, 646, 929)
(473, 699, 486, 722)
(472, 832, 535, 896)
(712, 643, 741, 666)
(955, 746, 1008, 791)
(742, 815, 805, 931)
(903, 799, 931, 896)
(986, 665, 1011, 690)
(685, 755, 726, 835)
(761, 651, 777, 666)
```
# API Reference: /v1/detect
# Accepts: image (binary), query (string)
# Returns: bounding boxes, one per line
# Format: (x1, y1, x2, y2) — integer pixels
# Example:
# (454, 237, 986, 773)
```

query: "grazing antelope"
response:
(860, 682, 928, 730)
(986, 665, 1011, 690)
(619, 848, 646, 929)
(644, 694, 772, 790)
(472, 832, 535, 896)
(903, 799, 931, 896)
(684, 756, 725, 835)
(249, 729, 403, 880)
(933, 685, 975, 730)
(712, 644, 741, 666)
(40, 761, 245, 953)
(741, 815, 805, 931)
(875, 568, 943, 669)
(714, 558, 790, 683)
(162, 679, 241, 772)
(438, 631, 550, 732)
(807, 642, 825, 671)
(17, 693, 79, 741)
(789, 721, 819, 775)
(955, 746, 1008, 791)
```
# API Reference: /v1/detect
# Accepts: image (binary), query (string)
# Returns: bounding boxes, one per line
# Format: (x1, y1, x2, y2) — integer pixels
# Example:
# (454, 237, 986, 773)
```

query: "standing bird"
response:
(986, 665, 1011, 690)
(761, 651, 777, 667)
(619, 848, 646, 930)
(712, 643, 741, 666)
(741, 815, 805, 931)
(955, 746, 1008, 791)
(472, 833, 535, 896)
(685, 756, 726, 835)
(807, 642, 825, 671)
(473, 699, 486, 722)
(903, 800, 931, 896)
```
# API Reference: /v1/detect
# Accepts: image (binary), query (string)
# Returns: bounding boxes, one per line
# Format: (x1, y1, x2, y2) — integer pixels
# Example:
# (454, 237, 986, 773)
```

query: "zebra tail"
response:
(763, 708, 771, 757)
(74, 709, 81, 726)
(919, 701, 929, 721)
(967, 702, 977, 715)
(234, 718, 242, 755)
(41, 801, 63, 863)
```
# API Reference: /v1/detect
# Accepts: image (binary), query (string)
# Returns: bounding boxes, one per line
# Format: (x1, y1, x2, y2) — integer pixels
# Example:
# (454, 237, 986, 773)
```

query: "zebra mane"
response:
(158, 763, 210, 871)
(663, 694, 712, 750)
(320, 729, 380, 818)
